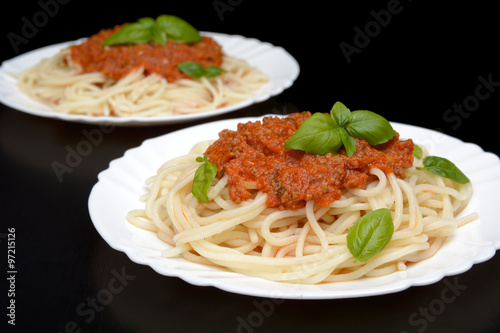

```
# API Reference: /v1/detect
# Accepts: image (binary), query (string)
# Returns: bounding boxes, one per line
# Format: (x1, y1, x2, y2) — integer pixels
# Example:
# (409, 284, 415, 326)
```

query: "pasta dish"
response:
(16, 15, 269, 117)
(126, 104, 476, 284)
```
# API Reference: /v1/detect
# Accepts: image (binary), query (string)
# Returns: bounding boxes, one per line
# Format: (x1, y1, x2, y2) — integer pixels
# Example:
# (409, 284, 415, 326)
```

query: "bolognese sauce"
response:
(205, 112, 414, 210)
(70, 24, 224, 82)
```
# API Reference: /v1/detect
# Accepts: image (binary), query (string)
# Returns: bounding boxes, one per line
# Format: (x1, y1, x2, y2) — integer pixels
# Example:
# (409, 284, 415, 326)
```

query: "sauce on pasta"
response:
(70, 24, 224, 82)
(205, 112, 415, 210)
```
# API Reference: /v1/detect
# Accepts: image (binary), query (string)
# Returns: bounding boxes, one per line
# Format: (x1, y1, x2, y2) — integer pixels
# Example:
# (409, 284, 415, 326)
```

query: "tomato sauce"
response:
(205, 112, 414, 210)
(69, 24, 224, 82)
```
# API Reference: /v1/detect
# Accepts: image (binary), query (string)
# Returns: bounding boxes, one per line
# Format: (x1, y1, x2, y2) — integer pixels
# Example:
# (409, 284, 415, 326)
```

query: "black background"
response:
(1, 1, 499, 332)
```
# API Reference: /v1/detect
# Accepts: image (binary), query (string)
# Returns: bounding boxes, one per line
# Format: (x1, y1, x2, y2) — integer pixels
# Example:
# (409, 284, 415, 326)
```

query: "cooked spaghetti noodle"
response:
(16, 28, 269, 117)
(126, 114, 475, 284)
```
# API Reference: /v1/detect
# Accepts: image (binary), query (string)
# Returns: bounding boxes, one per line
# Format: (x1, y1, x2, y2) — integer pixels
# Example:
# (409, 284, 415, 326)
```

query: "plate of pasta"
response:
(0, 29, 299, 126)
(88, 113, 500, 299)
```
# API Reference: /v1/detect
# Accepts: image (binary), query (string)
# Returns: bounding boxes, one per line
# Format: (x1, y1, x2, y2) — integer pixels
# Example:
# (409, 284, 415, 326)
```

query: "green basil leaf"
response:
(156, 15, 202, 44)
(330, 101, 351, 127)
(204, 65, 227, 78)
(346, 208, 394, 262)
(417, 156, 470, 184)
(149, 24, 168, 45)
(177, 62, 226, 78)
(284, 113, 342, 155)
(102, 18, 156, 46)
(102, 15, 201, 46)
(413, 144, 423, 159)
(337, 127, 356, 156)
(178, 62, 205, 78)
(192, 156, 218, 203)
(284, 102, 397, 156)
(346, 110, 396, 145)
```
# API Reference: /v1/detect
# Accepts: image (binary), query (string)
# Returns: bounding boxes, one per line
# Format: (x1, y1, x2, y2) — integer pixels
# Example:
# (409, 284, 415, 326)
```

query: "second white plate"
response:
(0, 33, 299, 126)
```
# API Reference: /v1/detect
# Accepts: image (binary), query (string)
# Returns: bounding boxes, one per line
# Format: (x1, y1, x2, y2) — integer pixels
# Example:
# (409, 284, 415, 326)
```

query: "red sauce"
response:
(205, 112, 415, 210)
(69, 24, 224, 82)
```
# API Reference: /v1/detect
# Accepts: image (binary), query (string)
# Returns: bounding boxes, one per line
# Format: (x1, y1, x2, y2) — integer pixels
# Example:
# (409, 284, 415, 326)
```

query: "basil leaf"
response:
(102, 15, 201, 46)
(284, 102, 396, 156)
(413, 144, 423, 159)
(337, 127, 356, 157)
(156, 15, 202, 44)
(346, 208, 394, 262)
(284, 113, 342, 155)
(417, 156, 470, 184)
(178, 62, 205, 78)
(346, 110, 396, 146)
(177, 62, 226, 78)
(204, 65, 226, 78)
(102, 18, 156, 46)
(192, 156, 218, 203)
(330, 101, 351, 127)
(149, 24, 168, 45)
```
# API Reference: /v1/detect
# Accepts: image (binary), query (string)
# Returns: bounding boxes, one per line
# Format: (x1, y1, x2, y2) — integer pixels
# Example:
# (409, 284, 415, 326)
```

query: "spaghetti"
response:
(126, 113, 475, 284)
(16, 21, 269, 117)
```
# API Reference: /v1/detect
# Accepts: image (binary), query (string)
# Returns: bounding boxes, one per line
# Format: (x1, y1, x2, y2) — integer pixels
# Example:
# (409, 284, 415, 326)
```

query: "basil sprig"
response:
(192, 155, 218, 203)
(417, 156, 470, 184)
(102, 15, 202, 46)
(413, 144, 423, 159)
(285, 101, 396, 156)
(346, 208, 394, 262)
(178, 62, 226, 79)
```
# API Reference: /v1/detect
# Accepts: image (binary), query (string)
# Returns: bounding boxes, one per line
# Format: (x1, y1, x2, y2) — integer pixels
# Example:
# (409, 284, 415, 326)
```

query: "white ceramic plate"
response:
(88, 116, 500, 299)
(0, 33, 299, 126)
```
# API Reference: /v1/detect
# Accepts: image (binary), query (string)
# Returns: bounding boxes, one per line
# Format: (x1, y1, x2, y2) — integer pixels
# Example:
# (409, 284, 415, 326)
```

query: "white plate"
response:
(88, 116, 500, 299)
(0, 33, 299, 126)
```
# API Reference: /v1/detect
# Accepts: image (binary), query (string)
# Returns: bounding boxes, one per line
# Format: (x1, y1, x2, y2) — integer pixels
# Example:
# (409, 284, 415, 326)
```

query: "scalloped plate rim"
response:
(88, 116, 500, 299)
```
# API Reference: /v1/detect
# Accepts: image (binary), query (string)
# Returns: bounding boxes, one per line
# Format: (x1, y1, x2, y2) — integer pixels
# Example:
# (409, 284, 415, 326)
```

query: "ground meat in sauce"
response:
(204, 112, 415, 210)
(69, 24, 224, 82)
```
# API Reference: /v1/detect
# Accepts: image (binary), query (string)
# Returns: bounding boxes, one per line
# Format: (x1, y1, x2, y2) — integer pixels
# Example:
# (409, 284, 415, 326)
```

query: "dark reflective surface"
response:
(2, 2, 499, 332)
